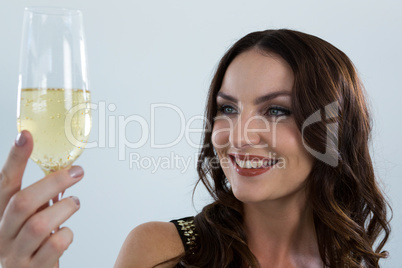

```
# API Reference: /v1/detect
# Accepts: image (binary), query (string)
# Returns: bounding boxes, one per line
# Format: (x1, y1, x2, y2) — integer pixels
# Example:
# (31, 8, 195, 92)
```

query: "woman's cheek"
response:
(270, 123, 297, 150)
(212, 119, 231, 149)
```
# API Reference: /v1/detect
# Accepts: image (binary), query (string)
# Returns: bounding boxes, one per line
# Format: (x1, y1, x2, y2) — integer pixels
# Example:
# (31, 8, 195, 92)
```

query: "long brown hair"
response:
(168, 29, 392, 268)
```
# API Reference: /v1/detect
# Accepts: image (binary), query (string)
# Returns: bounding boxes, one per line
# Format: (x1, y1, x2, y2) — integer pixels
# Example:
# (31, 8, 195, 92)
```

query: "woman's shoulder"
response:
(114, 218, 192, 268)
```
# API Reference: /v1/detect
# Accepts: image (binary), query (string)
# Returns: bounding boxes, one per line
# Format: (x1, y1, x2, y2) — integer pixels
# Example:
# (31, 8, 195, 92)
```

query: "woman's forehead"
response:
(220, 50, 294, 99)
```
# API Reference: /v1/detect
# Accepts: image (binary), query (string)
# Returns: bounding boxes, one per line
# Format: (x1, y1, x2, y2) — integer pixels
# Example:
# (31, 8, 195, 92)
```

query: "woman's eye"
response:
(266, 106, 291, 117)
(218, 105, 237, 114)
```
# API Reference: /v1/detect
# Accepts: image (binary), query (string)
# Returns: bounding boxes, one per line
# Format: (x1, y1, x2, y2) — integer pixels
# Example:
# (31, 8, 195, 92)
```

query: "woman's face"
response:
(212, 49, 314, 204)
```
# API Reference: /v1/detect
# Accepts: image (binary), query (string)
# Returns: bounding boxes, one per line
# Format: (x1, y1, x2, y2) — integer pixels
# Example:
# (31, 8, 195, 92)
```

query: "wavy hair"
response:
(163, 29, 392, 268)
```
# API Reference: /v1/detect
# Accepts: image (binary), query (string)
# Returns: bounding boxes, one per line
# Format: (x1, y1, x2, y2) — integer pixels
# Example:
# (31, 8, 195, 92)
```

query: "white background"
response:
(0, 0, 401, 267)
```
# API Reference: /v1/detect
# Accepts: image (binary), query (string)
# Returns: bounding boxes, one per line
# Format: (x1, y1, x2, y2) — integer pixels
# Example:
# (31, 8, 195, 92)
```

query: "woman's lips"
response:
(229, 154, 278, 177)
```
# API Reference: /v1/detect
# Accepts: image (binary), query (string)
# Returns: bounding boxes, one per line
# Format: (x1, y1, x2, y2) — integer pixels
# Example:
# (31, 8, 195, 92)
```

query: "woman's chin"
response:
(232, 188, 276, 204)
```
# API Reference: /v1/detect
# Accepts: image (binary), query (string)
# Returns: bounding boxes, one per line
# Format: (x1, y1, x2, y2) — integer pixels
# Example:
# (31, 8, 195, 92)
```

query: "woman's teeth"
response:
(234, 158, 277, 169)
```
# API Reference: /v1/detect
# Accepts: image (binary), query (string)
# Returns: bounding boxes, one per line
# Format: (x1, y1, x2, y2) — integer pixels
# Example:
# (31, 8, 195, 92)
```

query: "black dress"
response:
(170, 216, 197, 267)
(170, 216, 197, 252)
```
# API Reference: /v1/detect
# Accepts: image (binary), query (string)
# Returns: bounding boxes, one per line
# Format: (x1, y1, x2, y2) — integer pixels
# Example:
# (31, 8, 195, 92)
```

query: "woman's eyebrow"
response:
(216, 92, 237, 102)
(217, 90, 291, 104)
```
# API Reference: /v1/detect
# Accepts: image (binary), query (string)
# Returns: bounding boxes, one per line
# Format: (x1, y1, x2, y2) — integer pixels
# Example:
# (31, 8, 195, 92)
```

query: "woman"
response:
(0, 29, 391, 268)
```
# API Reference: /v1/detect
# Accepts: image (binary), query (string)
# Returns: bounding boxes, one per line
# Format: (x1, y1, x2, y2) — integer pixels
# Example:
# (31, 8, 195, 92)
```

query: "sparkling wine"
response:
(17, 88, 91, 173)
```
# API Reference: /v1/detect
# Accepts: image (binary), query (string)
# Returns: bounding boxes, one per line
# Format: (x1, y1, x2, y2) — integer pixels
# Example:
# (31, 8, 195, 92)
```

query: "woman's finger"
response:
(14, 196, 80, 257)
(30, 227, 74, 268)
(0, 130, 33, 218)
(0, 166, 83, 243)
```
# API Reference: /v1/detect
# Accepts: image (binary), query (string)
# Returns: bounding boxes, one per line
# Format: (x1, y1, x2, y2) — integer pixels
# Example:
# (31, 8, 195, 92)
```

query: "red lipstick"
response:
(229, 154, 278, 177)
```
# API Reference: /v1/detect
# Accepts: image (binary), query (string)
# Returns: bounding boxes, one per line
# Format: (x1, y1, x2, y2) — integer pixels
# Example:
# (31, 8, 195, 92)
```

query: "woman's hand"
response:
(0, 131, 84, 268)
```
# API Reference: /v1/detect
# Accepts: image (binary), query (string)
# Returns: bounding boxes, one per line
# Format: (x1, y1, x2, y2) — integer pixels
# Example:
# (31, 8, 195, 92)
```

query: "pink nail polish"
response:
(69, 196, 80, 206)
(68, 166, 84, 178)
(15, 132, 27, 147)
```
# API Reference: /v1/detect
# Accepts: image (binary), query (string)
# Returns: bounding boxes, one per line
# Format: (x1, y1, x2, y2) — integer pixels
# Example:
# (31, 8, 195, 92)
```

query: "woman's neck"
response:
(242, 190, 322, 267)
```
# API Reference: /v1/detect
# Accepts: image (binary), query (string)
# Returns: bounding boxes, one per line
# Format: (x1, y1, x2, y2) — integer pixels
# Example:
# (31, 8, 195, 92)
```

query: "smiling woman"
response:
(134, 29, 391, 267)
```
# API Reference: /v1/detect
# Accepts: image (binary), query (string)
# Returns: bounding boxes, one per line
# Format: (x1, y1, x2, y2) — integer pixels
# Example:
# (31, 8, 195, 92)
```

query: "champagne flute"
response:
(17, 6, 91, 267)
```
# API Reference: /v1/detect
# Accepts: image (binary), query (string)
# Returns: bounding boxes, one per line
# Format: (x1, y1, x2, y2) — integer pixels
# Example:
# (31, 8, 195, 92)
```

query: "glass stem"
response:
(44, 170, 64, 268)
(49, 191, 63, 268)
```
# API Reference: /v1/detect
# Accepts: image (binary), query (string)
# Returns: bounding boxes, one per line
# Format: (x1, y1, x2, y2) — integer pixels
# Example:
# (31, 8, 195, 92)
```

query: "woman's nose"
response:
(229, 114, 269, 149)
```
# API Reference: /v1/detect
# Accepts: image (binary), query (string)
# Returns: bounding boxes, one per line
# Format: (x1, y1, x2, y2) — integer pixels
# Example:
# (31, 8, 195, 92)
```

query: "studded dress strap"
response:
(170, 216, 197, 252)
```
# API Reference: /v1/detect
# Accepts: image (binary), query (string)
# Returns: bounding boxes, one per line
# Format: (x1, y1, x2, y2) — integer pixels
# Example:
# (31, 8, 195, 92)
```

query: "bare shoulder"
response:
(114, 221, 184, 268)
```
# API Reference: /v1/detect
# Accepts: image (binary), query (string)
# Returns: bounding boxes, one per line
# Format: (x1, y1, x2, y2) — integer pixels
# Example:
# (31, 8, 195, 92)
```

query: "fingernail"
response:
(15, 132, 27, 147)
(68, 166, 84, 178)
(69, 196, 80, 207)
